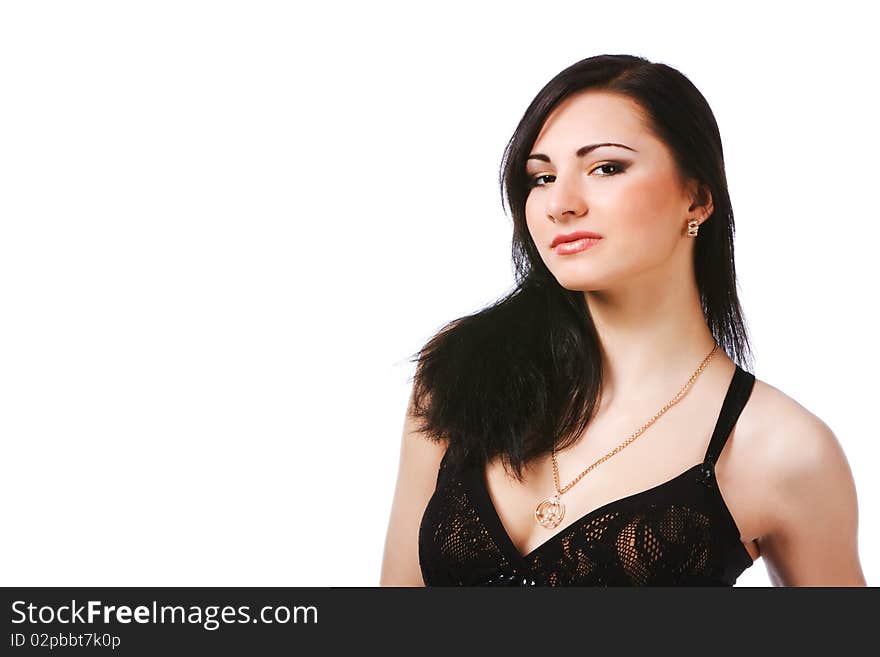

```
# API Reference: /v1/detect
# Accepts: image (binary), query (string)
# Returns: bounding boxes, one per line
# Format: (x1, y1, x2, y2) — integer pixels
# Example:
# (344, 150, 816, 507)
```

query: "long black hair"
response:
(406, 54, 753, 482)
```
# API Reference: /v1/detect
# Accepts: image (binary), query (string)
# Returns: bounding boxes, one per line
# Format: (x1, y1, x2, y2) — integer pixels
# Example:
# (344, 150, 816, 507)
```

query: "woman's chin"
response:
(553, 276, 606, 292)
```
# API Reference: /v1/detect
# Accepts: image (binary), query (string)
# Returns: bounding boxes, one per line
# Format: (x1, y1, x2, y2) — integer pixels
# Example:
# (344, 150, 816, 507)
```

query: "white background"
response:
(0, 1, 876, 587)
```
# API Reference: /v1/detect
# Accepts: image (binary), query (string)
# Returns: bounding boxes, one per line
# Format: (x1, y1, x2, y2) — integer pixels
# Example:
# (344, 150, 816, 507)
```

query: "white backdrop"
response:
(0, 0, 875, 587)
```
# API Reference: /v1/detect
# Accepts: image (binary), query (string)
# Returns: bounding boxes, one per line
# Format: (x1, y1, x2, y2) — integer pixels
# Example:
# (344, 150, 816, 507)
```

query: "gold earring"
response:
(686, 218, 700, 237)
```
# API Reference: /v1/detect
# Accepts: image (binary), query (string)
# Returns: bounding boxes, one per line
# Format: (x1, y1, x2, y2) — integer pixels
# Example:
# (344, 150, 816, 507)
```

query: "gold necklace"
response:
(534, 343, 719, 529)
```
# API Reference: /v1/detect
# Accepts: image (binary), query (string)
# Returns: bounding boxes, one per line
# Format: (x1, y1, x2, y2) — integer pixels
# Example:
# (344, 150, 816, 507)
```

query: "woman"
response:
(379, 54, 865, 586)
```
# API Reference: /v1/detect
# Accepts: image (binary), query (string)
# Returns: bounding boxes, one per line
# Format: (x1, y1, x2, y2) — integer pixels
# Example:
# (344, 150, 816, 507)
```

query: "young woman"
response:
(380, 54, 866, 586)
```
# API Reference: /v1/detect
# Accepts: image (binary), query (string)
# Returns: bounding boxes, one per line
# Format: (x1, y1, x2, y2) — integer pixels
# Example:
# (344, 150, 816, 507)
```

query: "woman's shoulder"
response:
(737, 374, 864, 584)
(738, 374, 855, 528)
(742, 375, 840, 467)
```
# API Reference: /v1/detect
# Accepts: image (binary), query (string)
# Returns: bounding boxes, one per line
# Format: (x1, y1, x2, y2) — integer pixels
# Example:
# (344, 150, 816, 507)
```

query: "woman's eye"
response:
(592, 162, 624, 176)
(530, 174, 554, 187)
(528, 162, 625, 188)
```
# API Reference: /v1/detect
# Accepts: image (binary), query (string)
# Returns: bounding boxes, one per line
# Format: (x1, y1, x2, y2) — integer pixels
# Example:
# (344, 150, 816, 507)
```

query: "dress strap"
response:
(703, 364, 756, 466)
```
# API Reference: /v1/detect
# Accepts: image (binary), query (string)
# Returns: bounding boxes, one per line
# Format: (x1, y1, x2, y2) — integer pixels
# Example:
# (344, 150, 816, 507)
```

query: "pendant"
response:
(535, 494, 565, 529)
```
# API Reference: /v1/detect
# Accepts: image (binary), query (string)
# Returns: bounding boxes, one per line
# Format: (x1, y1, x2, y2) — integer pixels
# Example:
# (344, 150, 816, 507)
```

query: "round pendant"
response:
(535, 495, 565, 529)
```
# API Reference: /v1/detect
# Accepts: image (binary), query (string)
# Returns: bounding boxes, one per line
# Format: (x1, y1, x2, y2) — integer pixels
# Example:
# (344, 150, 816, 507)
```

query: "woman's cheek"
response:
(622, 173, 683, 229)
(524, 209, 546, 250)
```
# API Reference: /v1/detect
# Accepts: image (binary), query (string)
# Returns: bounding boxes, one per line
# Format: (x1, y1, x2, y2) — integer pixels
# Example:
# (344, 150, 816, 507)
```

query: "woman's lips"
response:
(553, 237, 602, 255)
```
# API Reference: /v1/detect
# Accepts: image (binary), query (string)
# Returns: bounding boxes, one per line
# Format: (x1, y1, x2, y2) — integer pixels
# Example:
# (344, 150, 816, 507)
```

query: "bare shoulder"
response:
(742, 377, 848, 479)
(379, 388, 449, 586)
(737, 375, 866, 585)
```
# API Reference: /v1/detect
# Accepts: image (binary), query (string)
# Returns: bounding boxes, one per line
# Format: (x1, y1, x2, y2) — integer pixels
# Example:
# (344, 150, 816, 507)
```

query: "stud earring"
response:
(686, 218, 700, 237)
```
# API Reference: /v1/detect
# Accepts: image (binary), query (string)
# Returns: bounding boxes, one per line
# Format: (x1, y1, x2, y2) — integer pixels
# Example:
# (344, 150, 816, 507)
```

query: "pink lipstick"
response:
(551, 230, 603, 255)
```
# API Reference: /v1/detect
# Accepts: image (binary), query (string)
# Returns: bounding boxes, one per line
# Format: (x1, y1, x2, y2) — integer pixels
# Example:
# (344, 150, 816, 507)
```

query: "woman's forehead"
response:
(531, 92, 652, 156)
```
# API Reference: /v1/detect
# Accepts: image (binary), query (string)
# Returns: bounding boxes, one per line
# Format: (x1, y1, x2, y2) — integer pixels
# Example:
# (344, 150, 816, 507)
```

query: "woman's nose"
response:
(545, 174, 587, 223)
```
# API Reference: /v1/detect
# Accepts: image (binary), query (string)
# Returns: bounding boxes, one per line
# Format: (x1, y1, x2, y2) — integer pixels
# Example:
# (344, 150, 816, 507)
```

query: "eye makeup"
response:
(526, 160, 630, 188)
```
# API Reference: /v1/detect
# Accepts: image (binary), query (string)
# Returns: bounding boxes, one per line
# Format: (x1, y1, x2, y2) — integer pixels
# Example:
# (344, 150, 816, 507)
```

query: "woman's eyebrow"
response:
(527, 142, 637, 163)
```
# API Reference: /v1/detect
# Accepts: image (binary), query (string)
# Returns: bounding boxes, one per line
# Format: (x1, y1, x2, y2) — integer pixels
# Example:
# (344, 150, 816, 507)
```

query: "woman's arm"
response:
(379, 389, 448, 586)
(758, 413, 866, 586)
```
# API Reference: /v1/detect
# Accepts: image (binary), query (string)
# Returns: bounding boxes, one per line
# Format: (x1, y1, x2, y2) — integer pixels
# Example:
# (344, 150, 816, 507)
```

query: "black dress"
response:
(418, 364, 757, 586)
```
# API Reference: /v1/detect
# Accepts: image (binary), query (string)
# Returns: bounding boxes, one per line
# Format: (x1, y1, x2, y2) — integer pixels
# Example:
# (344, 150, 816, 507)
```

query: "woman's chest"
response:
(481, 417, 765, 563)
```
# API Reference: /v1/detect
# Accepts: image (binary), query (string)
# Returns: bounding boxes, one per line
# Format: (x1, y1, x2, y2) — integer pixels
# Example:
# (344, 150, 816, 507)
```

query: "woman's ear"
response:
(688, 179, 714, 221)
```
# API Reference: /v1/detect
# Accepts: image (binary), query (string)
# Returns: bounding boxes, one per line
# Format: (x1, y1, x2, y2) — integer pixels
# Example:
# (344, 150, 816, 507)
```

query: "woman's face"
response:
(524, 90, 704, 292)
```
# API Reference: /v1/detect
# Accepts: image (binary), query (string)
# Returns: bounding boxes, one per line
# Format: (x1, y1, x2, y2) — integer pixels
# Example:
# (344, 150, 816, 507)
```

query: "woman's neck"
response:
(585, 275, 721, 406)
